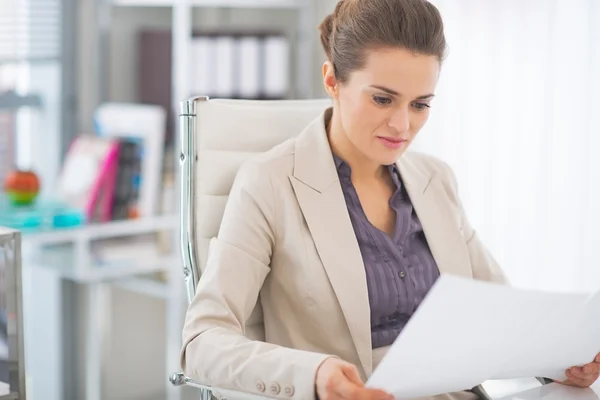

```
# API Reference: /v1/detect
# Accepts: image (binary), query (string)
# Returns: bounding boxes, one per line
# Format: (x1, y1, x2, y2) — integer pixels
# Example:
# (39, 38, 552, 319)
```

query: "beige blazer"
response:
(181, 109, 507, 400)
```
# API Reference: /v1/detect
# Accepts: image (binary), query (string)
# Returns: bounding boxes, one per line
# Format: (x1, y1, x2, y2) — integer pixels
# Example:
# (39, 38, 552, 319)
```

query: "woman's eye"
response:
(373, 95, 392, 106)
(412, 102, 431, 111)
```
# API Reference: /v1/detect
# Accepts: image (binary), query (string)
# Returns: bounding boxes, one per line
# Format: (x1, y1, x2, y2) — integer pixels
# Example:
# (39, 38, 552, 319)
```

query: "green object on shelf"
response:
(0, 195, 86, 231)
(5, 191, 37, 205)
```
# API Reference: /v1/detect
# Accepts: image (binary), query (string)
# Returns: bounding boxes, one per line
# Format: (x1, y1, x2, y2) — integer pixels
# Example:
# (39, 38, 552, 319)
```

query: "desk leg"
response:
(85, 282, 110, 400)
(166, 267, 184, 400)
(23, 265, 64, 400)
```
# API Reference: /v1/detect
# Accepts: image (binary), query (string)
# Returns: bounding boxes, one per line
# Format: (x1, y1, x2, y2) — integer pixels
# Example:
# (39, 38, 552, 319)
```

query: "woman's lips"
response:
(377, 136, 407, 149)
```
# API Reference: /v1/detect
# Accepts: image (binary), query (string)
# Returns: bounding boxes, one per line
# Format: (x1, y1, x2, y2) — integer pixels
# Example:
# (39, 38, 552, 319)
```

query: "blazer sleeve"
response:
(180, 159, 332, 400)
(438, 161, 509, 285)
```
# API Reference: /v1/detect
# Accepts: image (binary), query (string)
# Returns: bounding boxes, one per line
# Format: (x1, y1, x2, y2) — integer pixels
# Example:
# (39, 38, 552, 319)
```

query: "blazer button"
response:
(270, 383, 281, 394)
(284, 386, 295, 396)
(256, 381, 266, 392)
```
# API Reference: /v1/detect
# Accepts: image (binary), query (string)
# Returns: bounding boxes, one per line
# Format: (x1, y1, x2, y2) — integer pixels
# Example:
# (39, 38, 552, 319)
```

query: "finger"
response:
(570, 366, 599, 381)
(334, 377, 392, 400)
(565, 369, 593, 388)
(351, 387, 393, 400)
(570, 367, 584, 377)
(341, 364, 365, 387)
(371, 389, 394, 400)
(562, 377, 588, 388)
(572, 373, 599, 385)
(562, 378, 591, 388)
(583, 363, 600, 375)
(319, 391, 345, 400)
(596, 353, 600, 363)
(333, 374, 362, 399)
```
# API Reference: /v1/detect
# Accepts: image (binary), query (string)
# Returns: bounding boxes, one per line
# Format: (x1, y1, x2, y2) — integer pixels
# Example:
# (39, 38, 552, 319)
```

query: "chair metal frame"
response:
(169, 96, 548, 400)
(170, 96, 215, 399)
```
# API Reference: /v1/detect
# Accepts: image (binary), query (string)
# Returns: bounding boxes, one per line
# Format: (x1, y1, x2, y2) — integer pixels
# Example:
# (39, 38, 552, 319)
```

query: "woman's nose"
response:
(388, 108, 410, 133)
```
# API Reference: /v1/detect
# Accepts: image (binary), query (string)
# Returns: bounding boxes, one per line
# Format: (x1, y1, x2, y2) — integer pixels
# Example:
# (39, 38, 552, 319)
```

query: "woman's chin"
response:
(374, 149, 408, 166)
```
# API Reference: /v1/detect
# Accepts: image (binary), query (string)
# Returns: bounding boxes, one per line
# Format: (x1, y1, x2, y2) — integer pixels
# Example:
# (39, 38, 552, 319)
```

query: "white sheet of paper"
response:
(366, 274, 584, 399)
(533, 290, 600, 380)
(492, 289, 591, 381)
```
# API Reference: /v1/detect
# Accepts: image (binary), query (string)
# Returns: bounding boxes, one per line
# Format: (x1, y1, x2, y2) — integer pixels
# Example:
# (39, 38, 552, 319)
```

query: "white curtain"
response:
(413, 0, 600, 292)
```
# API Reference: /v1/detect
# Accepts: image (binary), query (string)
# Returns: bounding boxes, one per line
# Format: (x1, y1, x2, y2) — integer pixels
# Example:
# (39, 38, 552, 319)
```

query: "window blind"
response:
(0, 0, 62, 63)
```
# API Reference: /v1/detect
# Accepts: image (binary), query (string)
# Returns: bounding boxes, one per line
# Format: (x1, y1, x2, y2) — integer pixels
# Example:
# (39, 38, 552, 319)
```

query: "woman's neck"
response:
(327, 109, 386, 183)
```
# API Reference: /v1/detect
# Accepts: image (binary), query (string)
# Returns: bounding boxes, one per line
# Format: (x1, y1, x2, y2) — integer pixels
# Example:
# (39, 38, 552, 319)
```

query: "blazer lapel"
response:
(289, 109, 373, 376)
(396, 156, 473, 278)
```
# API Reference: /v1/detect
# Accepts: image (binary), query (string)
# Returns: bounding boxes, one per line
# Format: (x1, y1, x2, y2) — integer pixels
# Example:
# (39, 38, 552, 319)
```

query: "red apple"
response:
(3, 169, 41, 205)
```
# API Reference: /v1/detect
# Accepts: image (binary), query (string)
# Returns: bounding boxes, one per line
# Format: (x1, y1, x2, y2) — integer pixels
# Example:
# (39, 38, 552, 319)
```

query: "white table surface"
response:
(498, 382, 600, 399)
(0, 381, 9, 395)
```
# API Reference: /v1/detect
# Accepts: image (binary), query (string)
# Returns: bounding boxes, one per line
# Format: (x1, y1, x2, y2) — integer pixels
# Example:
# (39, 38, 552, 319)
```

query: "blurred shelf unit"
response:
(138, 28, 292, 138)
(113, 275, 171, 299)
(22, 215, 178, 284)
(111, 0, 304, 8)
(99, 0, 316, 140)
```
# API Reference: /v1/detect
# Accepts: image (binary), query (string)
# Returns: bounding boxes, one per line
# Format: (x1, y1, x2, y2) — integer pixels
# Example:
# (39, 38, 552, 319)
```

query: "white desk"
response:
(498, 383, 599, 399)
(20, 216, 183, 400)
(0, 381, 9, 395)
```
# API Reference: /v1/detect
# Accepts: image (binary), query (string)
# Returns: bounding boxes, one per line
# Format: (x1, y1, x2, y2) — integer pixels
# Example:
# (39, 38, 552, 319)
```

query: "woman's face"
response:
(324, 47, 440, 166)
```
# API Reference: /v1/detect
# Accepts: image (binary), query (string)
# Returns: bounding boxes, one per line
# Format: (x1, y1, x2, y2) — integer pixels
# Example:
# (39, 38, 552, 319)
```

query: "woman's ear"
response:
(322, 61, 339, 99)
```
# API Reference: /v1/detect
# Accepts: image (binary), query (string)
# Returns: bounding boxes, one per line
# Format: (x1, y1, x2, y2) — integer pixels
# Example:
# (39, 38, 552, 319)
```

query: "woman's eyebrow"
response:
(370, 85, 435, 100)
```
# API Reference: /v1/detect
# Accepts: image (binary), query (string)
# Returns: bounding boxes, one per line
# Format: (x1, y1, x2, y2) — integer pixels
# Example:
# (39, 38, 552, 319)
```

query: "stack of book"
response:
(56, 103, 167, 223)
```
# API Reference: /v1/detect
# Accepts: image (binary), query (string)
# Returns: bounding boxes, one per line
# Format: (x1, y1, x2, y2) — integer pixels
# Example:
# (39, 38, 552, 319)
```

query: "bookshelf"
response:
(111, 0, 304, 8)
(101, 0, 317, 112)
(90, 1, 317, 399)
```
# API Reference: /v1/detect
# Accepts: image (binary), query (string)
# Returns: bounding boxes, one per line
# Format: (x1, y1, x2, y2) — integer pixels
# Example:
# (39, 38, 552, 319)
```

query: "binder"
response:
(263, 35, 290, 99)
(138, 29, 293, 115)
(190, 31, 290, 100)
(237, 36, 261, 99)
(214, 36, 235, 98)
(190, 36, 214, 98)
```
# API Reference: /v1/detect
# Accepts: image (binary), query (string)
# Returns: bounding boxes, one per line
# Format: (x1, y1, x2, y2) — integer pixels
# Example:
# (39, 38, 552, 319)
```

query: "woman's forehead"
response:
(349, 48, 440, 96)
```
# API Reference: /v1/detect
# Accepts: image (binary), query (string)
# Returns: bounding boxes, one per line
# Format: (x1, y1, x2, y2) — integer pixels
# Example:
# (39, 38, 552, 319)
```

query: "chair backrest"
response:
(179, 96, 331, 307)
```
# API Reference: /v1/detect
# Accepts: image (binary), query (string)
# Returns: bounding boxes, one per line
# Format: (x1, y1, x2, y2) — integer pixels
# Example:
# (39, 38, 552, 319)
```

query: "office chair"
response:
(170, 97, 331, 400)
(169, 97, 547, 400)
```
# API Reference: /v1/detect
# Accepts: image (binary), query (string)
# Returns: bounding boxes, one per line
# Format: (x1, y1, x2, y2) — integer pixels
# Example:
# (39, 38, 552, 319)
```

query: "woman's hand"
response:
(315, 358, 393, 400)
(555, 353, 600, 388)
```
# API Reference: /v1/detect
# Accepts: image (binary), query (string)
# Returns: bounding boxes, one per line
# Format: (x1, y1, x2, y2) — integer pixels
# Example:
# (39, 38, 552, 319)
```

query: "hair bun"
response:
(318, 12, 335, 61)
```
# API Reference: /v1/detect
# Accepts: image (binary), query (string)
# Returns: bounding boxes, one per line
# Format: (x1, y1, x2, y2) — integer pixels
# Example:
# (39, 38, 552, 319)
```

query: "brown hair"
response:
(319, 0, 447, 83)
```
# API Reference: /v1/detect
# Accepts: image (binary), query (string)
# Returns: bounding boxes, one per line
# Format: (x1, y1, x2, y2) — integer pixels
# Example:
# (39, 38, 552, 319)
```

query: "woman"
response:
(181, 0, 600, 399)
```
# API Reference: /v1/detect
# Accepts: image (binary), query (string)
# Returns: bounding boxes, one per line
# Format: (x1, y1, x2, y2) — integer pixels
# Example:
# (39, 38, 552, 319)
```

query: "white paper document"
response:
(366, 274, 600, 399)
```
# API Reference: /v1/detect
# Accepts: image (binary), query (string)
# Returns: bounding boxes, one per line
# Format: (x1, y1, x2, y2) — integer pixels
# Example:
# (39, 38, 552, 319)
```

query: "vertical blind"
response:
(415, 0, 600, 293)
(0, 0, 62, 63)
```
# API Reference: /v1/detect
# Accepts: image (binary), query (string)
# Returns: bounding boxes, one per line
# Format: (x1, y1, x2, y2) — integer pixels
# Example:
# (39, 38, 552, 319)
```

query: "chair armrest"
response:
(170, 372, 272, 400)
(170, 372, 212, 392)
(170, 373, 552, 400)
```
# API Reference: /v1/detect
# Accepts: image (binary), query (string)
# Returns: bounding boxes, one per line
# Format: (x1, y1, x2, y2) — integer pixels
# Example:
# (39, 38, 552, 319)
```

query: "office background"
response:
(0, 0, 599, 399)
